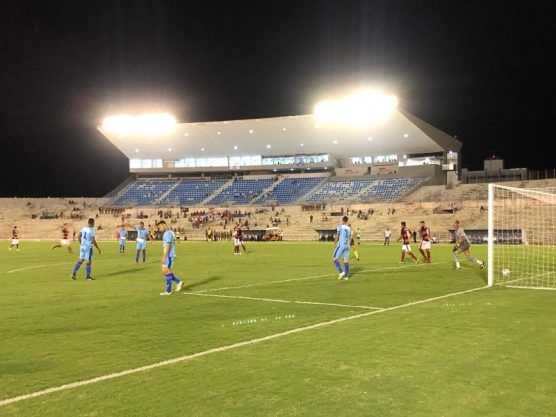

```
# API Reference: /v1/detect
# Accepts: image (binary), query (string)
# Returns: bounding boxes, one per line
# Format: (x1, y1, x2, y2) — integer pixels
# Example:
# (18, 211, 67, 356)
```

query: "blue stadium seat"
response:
(307, 177, 426, 203)
(207, 178, 275, 205)
(111, 176, 426, 206)
(112, 179, 176, 205)
(256, 177, 325, 205)
(307, 179, 374, 203)
(359, 177, 425, 202)
(160, 179, 227, 205)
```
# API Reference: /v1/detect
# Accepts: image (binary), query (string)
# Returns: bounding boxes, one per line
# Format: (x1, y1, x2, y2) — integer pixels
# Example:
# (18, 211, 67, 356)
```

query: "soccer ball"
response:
(501, 268, 511, 277)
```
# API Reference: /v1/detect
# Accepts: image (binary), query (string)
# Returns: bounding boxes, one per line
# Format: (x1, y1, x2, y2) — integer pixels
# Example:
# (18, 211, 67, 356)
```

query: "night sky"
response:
(1, 0, 554, 197)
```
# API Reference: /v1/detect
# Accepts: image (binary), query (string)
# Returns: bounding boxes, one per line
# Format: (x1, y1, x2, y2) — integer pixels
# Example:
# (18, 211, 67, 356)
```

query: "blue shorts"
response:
(136, 242, 147, 251)
(163, 256, 175, 268)
(333, 245, 350, 261)
(119, 238, 126, 245)
(80, 246, 93, 261)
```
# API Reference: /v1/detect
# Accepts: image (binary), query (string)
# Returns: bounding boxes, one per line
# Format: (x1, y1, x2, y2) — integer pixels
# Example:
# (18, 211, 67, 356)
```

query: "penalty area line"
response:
(186, 292, 384, 310)
(196, 262, 439, 294)
(0, 284, 488, 407)
(4, 262, 74, 274)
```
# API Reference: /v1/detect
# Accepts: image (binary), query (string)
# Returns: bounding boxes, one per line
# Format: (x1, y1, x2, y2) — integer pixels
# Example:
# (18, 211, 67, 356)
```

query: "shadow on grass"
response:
(101, 267, 147, 278)
(183, 276, 221, 291)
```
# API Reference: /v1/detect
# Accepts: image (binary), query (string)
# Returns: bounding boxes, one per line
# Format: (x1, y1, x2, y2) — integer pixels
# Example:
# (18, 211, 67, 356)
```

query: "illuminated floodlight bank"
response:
(314, 89, 398, 127)
(102, 113, 177, 137)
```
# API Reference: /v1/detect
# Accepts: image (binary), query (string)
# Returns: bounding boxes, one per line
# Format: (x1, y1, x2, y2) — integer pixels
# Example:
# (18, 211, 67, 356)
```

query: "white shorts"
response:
(136, 237, 145, 243)
(234, 238, 242, 246)
(419, 241, 431, 250)
(60, 239, 70, 246)
(402, 244, 412, 252)
(11, 239, 19, 245)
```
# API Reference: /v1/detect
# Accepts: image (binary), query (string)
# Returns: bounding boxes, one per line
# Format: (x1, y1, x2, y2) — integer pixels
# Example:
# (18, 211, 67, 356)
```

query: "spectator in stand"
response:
(310, 214, 313, 224)
(384, 228, 391, 245)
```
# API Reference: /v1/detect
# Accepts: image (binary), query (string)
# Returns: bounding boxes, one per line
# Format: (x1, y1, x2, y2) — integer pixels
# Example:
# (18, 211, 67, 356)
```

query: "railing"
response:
(463, 169, 556, 184)
(527, 169, 556, 181)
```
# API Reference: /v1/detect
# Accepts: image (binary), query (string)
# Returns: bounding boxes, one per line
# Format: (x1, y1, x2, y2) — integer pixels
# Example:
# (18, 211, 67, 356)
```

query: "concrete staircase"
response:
(200, 179, 235, 206)
(297, 177, 329, 203)
(250, 178, 285, 204)
(155, 180, 182, 205)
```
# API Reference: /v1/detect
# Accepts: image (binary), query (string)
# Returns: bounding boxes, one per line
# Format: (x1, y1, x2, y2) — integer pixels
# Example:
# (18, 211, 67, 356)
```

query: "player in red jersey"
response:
(418, 220, 431, 263)
(9, 226, 20, 251)
(233, 224, 246, 255)
(52, 225, 73, 253)
(397, 221, 418, 263)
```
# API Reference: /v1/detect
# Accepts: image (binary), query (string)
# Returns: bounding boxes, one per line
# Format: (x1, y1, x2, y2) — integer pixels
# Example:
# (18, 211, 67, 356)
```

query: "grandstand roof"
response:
(99, 109, 462, 160)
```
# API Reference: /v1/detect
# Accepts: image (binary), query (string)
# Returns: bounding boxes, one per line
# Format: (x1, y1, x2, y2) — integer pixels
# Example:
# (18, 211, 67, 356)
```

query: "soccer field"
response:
(1, 241, 554, 416)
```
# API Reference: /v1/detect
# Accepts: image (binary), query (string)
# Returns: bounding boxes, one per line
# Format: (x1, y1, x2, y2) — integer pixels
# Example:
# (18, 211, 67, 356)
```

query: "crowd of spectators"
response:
(98, 207, 126, 215)
(301, 204, 325, 212)
(205, 228, 233, 241)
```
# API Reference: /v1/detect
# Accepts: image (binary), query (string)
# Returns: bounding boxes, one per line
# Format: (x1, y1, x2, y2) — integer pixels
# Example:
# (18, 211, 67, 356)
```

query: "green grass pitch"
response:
(1, 241, 555, 416)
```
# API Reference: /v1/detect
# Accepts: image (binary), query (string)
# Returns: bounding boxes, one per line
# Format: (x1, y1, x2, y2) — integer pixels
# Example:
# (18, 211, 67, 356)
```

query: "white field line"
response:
(186, 292, 383, 310)
(195, 262, 441, 294)
(0, 284, 488, 407)
(195, 273, 332, 293)
(4, 262, 74, 274)
(504, 285, 556, 291)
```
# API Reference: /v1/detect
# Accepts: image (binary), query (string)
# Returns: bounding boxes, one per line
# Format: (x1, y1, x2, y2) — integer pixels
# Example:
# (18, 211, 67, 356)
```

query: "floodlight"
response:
(343, 90, 398, 126)
(314, 100, 344, 124)
(102, 113, 176, 137)
(313, 89, 398, 127)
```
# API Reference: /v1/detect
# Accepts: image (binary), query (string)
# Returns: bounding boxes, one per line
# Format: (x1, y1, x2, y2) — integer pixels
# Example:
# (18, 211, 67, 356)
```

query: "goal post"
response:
(487, 184, 494, 286)
(488, 183, 556, 289)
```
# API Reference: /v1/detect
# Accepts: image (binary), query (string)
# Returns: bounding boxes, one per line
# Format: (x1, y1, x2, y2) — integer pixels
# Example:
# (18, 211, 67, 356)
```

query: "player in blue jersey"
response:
(71, 218, 101, 280)
(157, 221, 184, 296)
(135, 222, 150, 264)
(118, 227, 128, 253)
(333, 216, 351, 280)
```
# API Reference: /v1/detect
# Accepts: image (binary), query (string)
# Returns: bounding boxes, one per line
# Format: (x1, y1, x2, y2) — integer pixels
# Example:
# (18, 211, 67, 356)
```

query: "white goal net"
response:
(488, 184, 556, 289)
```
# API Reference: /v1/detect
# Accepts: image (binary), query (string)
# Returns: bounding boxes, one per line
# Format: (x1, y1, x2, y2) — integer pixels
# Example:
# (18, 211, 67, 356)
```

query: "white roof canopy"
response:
(99, 109, 461, 160)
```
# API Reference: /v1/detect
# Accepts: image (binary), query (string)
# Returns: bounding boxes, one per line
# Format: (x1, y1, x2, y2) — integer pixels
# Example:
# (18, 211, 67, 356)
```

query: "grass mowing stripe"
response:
(0, 284, 488, 407)
(196, 262, 440, 293)
(186, 292, 384, 309)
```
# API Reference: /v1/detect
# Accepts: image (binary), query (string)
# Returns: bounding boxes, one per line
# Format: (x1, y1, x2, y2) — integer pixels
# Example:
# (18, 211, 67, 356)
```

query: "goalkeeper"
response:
(452, 220, 485, 270)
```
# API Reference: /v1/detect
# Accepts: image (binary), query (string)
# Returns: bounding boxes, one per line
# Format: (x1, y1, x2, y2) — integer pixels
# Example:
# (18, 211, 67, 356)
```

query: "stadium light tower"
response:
(101, 113, 177, 137)
(314, 89, 398, 127)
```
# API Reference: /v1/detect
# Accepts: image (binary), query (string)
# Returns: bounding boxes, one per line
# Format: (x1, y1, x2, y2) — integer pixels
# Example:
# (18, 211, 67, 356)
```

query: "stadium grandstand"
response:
(1, 103, 555, 244)
(99, 107, 463, 207)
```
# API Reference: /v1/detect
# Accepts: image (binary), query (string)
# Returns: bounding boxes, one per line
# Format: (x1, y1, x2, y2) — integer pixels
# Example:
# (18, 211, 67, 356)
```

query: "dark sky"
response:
(1, 0, 554, 197)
